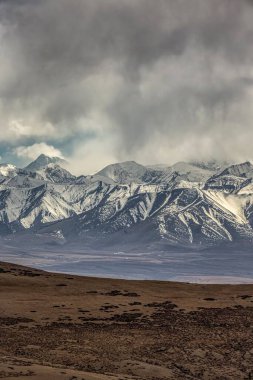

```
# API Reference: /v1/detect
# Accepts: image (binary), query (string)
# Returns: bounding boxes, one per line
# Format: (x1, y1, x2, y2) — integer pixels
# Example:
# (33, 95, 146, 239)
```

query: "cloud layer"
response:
(0, 0, 253, 173)
(14, 143, 64, 160)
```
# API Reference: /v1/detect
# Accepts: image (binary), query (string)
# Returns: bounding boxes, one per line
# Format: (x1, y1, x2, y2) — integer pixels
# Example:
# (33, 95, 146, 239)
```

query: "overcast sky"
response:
(0, 0, 253, 174)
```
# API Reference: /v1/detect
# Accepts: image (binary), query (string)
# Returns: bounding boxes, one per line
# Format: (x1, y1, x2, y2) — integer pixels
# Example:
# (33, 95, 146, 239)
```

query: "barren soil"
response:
(0, 261, 253, 379)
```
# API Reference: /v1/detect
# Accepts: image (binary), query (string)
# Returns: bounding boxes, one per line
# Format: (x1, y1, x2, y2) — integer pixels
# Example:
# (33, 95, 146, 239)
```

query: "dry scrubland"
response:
(0, 261, 253, 379)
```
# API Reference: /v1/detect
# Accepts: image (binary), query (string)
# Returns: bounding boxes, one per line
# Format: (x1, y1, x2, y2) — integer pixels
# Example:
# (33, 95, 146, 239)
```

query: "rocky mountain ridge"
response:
(0, 155, 253, 251)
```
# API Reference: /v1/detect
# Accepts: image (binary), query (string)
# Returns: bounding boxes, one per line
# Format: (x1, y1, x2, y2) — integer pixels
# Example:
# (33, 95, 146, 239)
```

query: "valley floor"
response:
(0, 262, 253, 379)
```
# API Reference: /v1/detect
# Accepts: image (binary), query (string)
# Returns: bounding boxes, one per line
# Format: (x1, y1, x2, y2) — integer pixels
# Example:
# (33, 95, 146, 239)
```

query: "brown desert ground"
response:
(0, 261, 253, 379)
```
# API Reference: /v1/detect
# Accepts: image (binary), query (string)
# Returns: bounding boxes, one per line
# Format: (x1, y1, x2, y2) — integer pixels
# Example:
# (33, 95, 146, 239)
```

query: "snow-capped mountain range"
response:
(1, 153, 253, 251)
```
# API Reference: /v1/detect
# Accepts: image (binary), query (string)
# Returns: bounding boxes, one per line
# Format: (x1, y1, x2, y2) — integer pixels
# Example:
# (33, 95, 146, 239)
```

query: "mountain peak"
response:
(217, 161, 253, 178)
(24, 154, 66, 172)
(95, 160, 148, 183)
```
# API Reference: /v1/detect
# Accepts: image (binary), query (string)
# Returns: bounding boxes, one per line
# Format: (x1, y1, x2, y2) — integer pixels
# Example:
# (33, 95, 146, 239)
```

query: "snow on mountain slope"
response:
(204, 162, 253, 193)
(39, 186, 253, 248)
(24, 154, 66, 172)
(0, 181, 113, 229)
(0, 185, 75, 228)
(76, 174, 117, 186)
(0, 180, 152, 230)
(204, 175, 251, 193)
(217, 161, 253, 178)
(0, 155, 253, 250)
(95, 160, 216, 189)
(36, 164, 76, 183)
(238, 182, 253, 195)
(95, 161, 162, 184)
(189, 160, 229, 172)
(202, 190, 248, 224)
(158, 161, 216, 184)
(2, 170, 45, 188)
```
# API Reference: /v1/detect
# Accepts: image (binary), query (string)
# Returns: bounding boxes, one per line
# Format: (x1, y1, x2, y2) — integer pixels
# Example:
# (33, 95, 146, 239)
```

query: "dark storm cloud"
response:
(0, 0, 253, 170)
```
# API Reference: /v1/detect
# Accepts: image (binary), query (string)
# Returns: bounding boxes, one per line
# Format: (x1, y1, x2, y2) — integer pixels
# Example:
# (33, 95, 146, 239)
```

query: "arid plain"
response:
(0, 261, 253, 380)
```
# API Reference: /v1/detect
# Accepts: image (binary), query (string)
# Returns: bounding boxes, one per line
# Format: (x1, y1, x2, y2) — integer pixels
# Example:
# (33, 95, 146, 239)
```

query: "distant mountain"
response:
(189, 160, 229, 171)
(40, 186, 253, 249)
(218, 161, 253, 177)
(0, 156, 253, 251)
(36, 163, 76, 184)
(24, 154, 66, 172)
(95, 161, 161, 184)
(95, 160, 218, 186)
(204, 162, 253, 192)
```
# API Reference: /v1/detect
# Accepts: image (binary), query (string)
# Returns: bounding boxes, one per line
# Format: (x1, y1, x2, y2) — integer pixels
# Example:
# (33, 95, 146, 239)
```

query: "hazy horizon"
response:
(0, 151, 241, 177)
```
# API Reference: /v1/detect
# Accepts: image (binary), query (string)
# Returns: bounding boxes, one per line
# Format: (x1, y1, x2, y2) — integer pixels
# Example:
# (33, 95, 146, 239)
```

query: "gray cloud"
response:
(0, 0, 253, 172)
